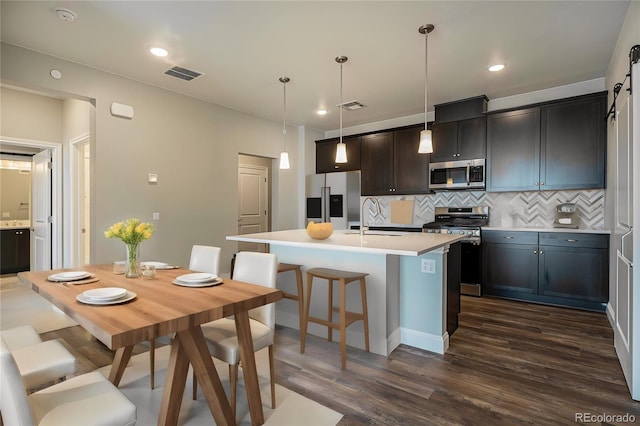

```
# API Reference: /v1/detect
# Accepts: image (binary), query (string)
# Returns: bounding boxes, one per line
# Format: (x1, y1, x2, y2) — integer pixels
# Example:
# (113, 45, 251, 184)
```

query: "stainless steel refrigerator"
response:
(305, 171, 361, 230)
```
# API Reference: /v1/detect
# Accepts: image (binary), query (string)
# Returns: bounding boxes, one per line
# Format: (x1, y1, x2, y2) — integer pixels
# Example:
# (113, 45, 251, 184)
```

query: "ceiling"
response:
(0, 1, 630, 132)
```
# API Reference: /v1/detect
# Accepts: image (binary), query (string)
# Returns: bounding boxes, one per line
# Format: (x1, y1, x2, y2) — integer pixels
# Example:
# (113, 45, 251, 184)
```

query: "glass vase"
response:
(125, 244, 140, 278)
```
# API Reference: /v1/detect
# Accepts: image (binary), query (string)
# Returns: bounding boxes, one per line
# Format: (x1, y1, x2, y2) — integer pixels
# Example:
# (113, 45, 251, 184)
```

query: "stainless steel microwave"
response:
(429, 158, 485, 190)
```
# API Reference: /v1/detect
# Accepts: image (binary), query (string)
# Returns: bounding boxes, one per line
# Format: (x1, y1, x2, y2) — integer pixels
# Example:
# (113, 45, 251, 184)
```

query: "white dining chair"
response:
(0, 325, 76, 391)
(0, 336, 137, 426)
(189, 244, 222, 275)
(196, 251, 278, 420)
(148, 245, 222, 389)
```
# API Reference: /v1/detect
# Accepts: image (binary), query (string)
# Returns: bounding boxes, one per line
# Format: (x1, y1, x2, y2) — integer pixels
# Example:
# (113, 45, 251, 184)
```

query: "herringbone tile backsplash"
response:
(365, 189, 605, 229)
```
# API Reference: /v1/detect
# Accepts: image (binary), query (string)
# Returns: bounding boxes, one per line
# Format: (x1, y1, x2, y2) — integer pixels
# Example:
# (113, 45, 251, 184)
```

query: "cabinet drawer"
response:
(539, 233, 608, 249)
(482, 231, 538, 245)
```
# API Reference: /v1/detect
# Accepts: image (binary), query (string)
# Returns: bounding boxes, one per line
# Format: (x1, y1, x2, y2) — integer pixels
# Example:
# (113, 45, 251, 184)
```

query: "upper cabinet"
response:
(360, 125, 429, 196)
(315, 135, 361, 173)
(431, 96, 488, 163)
(487, 92, 607, 192)
(431, 117, 486, 162)
(540, 93, 607, 190)
(487, 107, 541, 191)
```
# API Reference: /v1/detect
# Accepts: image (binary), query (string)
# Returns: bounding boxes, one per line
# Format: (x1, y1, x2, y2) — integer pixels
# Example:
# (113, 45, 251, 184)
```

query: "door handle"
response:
(621, 229, 633, 260)
(466, 163, 471, 186)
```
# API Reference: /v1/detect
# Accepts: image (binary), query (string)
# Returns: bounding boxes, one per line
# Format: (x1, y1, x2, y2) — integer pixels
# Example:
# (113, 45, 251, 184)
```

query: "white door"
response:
(614, 61, 639, 399)
(32, 149, 52, 271)
(71, 139, 91, 266)
(238, 165, 268, 252)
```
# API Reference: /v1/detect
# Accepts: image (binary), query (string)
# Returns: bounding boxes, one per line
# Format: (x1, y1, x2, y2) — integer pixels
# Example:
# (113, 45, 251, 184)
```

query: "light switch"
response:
(148, 173, 158, 184)
(152, 212, 160, 220)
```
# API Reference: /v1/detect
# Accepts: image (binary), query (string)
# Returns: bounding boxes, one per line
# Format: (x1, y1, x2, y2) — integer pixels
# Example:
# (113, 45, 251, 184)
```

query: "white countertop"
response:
(483, 226, 611, 234)
(0, 221, 31, 231)
(227, 229, 466, 256)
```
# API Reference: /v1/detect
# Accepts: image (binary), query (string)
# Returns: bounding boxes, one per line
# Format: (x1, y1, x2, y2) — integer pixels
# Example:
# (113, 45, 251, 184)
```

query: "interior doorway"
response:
(0, 138, 62, 270)
(237, 154, 271, 253)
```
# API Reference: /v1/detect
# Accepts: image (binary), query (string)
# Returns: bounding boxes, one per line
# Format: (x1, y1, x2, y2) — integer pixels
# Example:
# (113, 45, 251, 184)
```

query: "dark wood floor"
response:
(42, 296, 640, 425)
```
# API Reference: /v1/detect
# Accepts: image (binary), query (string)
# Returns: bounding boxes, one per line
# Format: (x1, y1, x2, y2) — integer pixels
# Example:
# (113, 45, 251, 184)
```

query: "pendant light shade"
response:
(418, 129, 433, 154)
(418, 24, 435, 154)
(335, 56, 348, 164)
(279, 77, 290, 170)
(279, 151, 290, 169)
(335, 142, 347, 163)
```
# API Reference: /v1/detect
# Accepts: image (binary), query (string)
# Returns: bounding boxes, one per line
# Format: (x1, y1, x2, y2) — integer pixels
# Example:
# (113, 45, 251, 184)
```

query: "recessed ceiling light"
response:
(150, 47, 169, 57)
(488, 64, 505, 72)
(55, 8, 77, 22)
(316, 109, 328, 116)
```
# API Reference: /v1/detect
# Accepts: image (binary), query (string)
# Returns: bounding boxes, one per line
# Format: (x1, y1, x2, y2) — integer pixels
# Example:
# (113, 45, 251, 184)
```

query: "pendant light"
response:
(279, 77, 291, 170)
(418, 24, 435, 154)
(335, 56, 348, 163)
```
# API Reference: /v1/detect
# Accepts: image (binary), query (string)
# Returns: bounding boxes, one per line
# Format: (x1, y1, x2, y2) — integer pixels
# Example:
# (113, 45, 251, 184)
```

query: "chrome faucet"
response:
(360, 197, 381, 236)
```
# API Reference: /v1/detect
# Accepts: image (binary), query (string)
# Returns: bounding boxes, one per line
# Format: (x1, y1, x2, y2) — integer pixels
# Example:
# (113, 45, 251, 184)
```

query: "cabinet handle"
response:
(503, 236, 515, 239)
(534, 182, 539, 186)
(539, 250, 544, 255)
(540, 182, 545, 186)
(534, 250, 538, 254)
(566, 239, 578, 243)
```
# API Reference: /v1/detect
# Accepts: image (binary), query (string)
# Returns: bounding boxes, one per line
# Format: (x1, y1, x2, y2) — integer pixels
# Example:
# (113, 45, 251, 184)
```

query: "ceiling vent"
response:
(339, 100, 365, 111)
(164, 66, 203, 81)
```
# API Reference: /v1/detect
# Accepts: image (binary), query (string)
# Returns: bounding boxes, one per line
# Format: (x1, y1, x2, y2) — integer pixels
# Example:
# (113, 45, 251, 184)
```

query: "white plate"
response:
(141, 261, 170, 269)
(76, 291, 137, 305)
(83, 287, 127, 301)
(176, 273, 217, 283)
(172, 278, 223, 288)
(48, 271, 92, 282)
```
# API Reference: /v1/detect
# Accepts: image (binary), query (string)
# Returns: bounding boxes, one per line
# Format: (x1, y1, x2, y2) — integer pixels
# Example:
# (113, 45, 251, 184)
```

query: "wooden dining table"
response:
(18, 264, 283, 426)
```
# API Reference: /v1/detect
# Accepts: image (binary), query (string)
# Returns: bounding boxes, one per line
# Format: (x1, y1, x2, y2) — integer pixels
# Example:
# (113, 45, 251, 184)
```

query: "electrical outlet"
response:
(421, 258, 436, 274)
(2, 212, 9, 218)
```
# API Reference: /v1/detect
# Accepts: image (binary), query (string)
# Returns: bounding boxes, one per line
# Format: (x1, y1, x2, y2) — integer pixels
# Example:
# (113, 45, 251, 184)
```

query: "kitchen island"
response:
(227, 229, 465, 356)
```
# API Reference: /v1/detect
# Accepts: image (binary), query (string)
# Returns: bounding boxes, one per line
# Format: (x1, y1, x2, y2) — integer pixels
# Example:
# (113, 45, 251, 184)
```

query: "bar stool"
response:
(301, 267, 370, 369)
(277, 262, 305, 353)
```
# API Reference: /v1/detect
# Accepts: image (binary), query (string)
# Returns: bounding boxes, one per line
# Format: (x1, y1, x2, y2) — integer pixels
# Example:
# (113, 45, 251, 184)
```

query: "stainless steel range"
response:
(423, 207, 489, 296)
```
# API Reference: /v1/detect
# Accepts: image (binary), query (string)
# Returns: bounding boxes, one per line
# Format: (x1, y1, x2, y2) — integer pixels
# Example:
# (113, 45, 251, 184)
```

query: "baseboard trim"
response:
(400, 327, 448, 355)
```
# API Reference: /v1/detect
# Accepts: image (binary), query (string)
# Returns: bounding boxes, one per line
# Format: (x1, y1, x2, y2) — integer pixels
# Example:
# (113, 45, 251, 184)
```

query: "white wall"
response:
(0, 87, 62, 141)
(1, 43, 322, 273)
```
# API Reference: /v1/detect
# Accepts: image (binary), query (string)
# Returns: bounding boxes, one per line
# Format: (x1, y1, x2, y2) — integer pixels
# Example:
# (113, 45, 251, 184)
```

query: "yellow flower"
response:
(105, 218, 155, 245)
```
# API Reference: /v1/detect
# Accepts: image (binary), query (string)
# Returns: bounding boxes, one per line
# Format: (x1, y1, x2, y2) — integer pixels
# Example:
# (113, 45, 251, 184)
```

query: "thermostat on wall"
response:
(110, 102, 134, 119)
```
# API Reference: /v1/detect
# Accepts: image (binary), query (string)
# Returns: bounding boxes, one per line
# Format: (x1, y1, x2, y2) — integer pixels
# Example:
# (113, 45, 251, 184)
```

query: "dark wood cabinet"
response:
(487, 92, 607, 192)
(393, 126, 429, 194)
(315, 135, 361, 173)
(431, 117, 486, 163)
(482, 231, 539, 295)
(540, 94, 607, 190)
(486, 108, 541, 191)
(361, 125, 429, 196)
(482, 230, 608, 311)
(538, 233, 608, 303)
(1, 228, 30, 275)
(447, 242, 461, 335)
(361, 131, 394, 195)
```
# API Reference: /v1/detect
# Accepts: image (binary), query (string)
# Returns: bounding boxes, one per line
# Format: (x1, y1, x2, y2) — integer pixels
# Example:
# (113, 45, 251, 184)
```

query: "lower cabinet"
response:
(482, 230, 608, 311)
(1, 229, 30, 275)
